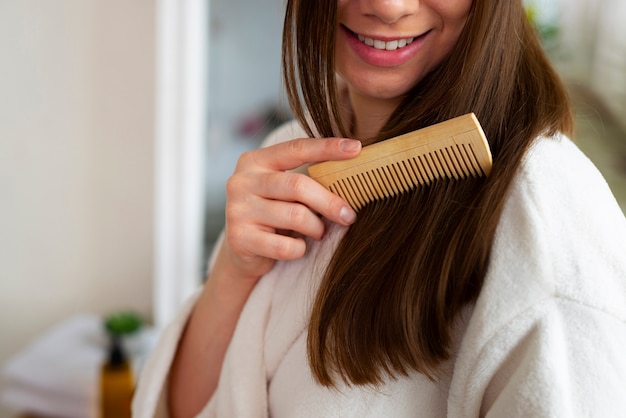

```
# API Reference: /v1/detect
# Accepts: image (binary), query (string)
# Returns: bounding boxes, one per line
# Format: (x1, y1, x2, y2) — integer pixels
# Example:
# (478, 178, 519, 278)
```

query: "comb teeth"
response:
(324, 142, 485, 209)
(308, 113, 493, 210)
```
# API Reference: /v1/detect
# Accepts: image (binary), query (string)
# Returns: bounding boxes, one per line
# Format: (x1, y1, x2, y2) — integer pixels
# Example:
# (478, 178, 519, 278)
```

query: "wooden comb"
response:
(307, 113, 492, 210)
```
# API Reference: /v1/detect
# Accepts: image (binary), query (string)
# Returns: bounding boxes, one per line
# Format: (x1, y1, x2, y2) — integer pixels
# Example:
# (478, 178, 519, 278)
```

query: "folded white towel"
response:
(2, 314, 106, 409)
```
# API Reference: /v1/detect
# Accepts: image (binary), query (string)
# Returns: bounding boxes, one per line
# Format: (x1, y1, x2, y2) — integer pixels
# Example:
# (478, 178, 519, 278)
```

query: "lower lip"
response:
(342, 26, 429, 68)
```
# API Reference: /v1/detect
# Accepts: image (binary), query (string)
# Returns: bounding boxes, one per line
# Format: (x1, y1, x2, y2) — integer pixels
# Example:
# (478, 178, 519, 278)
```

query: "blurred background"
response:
(0, 0, 624, 416)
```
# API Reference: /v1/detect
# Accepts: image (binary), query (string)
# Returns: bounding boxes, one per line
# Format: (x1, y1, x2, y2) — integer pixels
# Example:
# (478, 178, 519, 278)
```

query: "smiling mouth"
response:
(357, 34, 415, 51)
(345, 26, 428, 51)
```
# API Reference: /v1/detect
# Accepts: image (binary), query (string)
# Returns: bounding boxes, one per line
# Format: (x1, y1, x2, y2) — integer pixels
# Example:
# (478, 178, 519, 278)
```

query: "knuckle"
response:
(285, 173, 307, 197)
(236, 150, 257, 169)
(286, 138, 307, 158)
(225, 175, 239, 196)
(272, 237, 302, 260)
(224, 201, 248, 228)
(326, 137, 340, 153)
(315, 189, 342, 219)
(273, 239, 292, 259)
(286, 204, 309, 226)
(226, 226, 246, 250)
(226, 170, 249, 191)
(226, 174, 253, 200)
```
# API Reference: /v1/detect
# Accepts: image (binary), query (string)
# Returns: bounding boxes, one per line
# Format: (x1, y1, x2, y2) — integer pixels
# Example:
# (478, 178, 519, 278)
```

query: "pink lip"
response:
(341, 25, 429, 68)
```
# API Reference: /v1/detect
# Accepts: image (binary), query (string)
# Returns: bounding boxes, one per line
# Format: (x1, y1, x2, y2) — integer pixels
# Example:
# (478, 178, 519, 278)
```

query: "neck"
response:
(346, 90, 402, 143)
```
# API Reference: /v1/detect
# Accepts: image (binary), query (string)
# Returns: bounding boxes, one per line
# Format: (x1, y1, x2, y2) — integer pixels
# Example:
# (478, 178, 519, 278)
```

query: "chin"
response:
(340, 67, 425, 103)
(353, 80, 418, 101)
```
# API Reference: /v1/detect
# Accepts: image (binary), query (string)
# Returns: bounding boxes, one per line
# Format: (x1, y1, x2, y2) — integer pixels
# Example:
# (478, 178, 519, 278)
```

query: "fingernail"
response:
(339, 206, 357, 225)
(340, 139, 361, 153)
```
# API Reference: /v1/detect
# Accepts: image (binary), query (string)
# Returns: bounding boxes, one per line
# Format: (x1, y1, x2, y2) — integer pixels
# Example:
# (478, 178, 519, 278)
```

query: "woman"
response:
(134, 0, 626, 416)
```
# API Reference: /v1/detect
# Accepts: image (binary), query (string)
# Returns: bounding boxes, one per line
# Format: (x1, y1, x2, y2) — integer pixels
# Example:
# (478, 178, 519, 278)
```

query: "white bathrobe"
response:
(133, 121, 626, 417)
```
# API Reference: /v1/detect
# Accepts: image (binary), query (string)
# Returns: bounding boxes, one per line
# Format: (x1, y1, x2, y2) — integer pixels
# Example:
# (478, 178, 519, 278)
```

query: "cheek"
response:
(436, 0, 473, 47)
(440, 0, 473, 23)
(337, 0, 349, 18)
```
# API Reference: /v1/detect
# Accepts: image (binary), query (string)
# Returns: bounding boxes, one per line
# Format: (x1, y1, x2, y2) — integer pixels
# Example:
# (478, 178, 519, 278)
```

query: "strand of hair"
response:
(361, 174, 375, 204)
(376, 167, 394, 197)
(450, 144, 470, 179)
(408, 156, 429, 186)
(344, 176, 359, 208)
(351, 173, 366, 206)
(394, 163, 408, 193)
(401, 159, 419, 189)
(460, 144, 477, 177)
(448, 147, 463, 179)
(391, 162, 409, 192)
(463, 144, 482, 177)
(463, 143, 483, 176)
(443, 147, 459, 179)
(382, 165, 400, 196)
(335, 179, 354, 208)
(343, 177, 362, 209)
(423, 153, 440, 181)
(432, 150, 453, 179)
(365, 170, 384, 200)
(398, 161, 415, 190)
(415, 154, 434, 183)
(372, 168, 391, 198)
(348, 175, 366, 208)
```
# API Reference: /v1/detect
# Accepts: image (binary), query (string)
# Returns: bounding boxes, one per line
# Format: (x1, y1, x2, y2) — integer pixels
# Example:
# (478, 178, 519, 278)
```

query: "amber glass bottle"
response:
(100, 337, 133, 418)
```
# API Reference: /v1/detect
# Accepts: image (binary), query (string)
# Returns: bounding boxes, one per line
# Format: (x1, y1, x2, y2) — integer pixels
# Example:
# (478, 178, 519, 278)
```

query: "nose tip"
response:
(361, 0, 418, 24)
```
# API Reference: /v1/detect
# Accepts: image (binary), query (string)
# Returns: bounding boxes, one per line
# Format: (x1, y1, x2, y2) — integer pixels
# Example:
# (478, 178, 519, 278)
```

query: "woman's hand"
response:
(221, 137, 362, 283)
(167, 136, 361, 418)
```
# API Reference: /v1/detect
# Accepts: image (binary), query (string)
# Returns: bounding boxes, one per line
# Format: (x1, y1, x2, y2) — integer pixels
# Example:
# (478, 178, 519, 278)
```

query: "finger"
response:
(254, 172, 357, 226)
(226, 193, 325, 241)
(252, 199, 326, 240)
(227, 224, 307, 261)
(238, 137, 361, 172)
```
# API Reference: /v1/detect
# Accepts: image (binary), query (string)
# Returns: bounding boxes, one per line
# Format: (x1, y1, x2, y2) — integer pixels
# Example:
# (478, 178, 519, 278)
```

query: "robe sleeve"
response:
(448, 136, 626, 417)
(481, 298, 626, 417)
(131, 291, 202, 418)
(131, 121, 301, 417)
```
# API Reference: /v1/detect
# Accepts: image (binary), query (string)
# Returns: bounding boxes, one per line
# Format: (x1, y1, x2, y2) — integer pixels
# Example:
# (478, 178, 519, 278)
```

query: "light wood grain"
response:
(308, 113, 492, 210)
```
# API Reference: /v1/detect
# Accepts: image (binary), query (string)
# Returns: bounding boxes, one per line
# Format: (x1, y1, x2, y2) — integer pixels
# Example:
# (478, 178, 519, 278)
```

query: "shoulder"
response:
(488, 134, 626, 315)
(449, 293, 626, 416)
(448, 135, 626, 415)
(516, 134, 621, 217)
(260, 119, 309, 148)
(475, 134, 626, 331)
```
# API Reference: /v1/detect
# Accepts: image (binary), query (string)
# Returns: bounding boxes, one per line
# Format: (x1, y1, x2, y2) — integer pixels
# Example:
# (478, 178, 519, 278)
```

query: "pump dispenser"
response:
(100, 336, 133, 418)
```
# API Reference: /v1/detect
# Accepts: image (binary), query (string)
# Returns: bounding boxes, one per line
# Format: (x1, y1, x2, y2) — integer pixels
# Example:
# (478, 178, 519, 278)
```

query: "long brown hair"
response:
(283, 0, 573, 386)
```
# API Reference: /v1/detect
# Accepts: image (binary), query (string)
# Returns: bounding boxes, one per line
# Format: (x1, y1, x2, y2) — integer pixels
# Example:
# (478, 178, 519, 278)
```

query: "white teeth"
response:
(373, 39, 386, 49)
(386, 40, 398, 50)
(356, 34, 415, 51)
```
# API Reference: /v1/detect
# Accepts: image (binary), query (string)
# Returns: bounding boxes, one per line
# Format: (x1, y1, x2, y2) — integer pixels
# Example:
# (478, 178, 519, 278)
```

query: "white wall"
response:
(532, 0, 626, 128)
(0, 0, 156, 411)
(551, 0, 602, 82)
(590, 0, 626, 128)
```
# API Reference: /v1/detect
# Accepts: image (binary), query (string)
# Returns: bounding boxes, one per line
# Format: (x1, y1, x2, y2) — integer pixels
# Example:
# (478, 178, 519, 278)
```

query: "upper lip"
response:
(342, 24, 426, 42)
